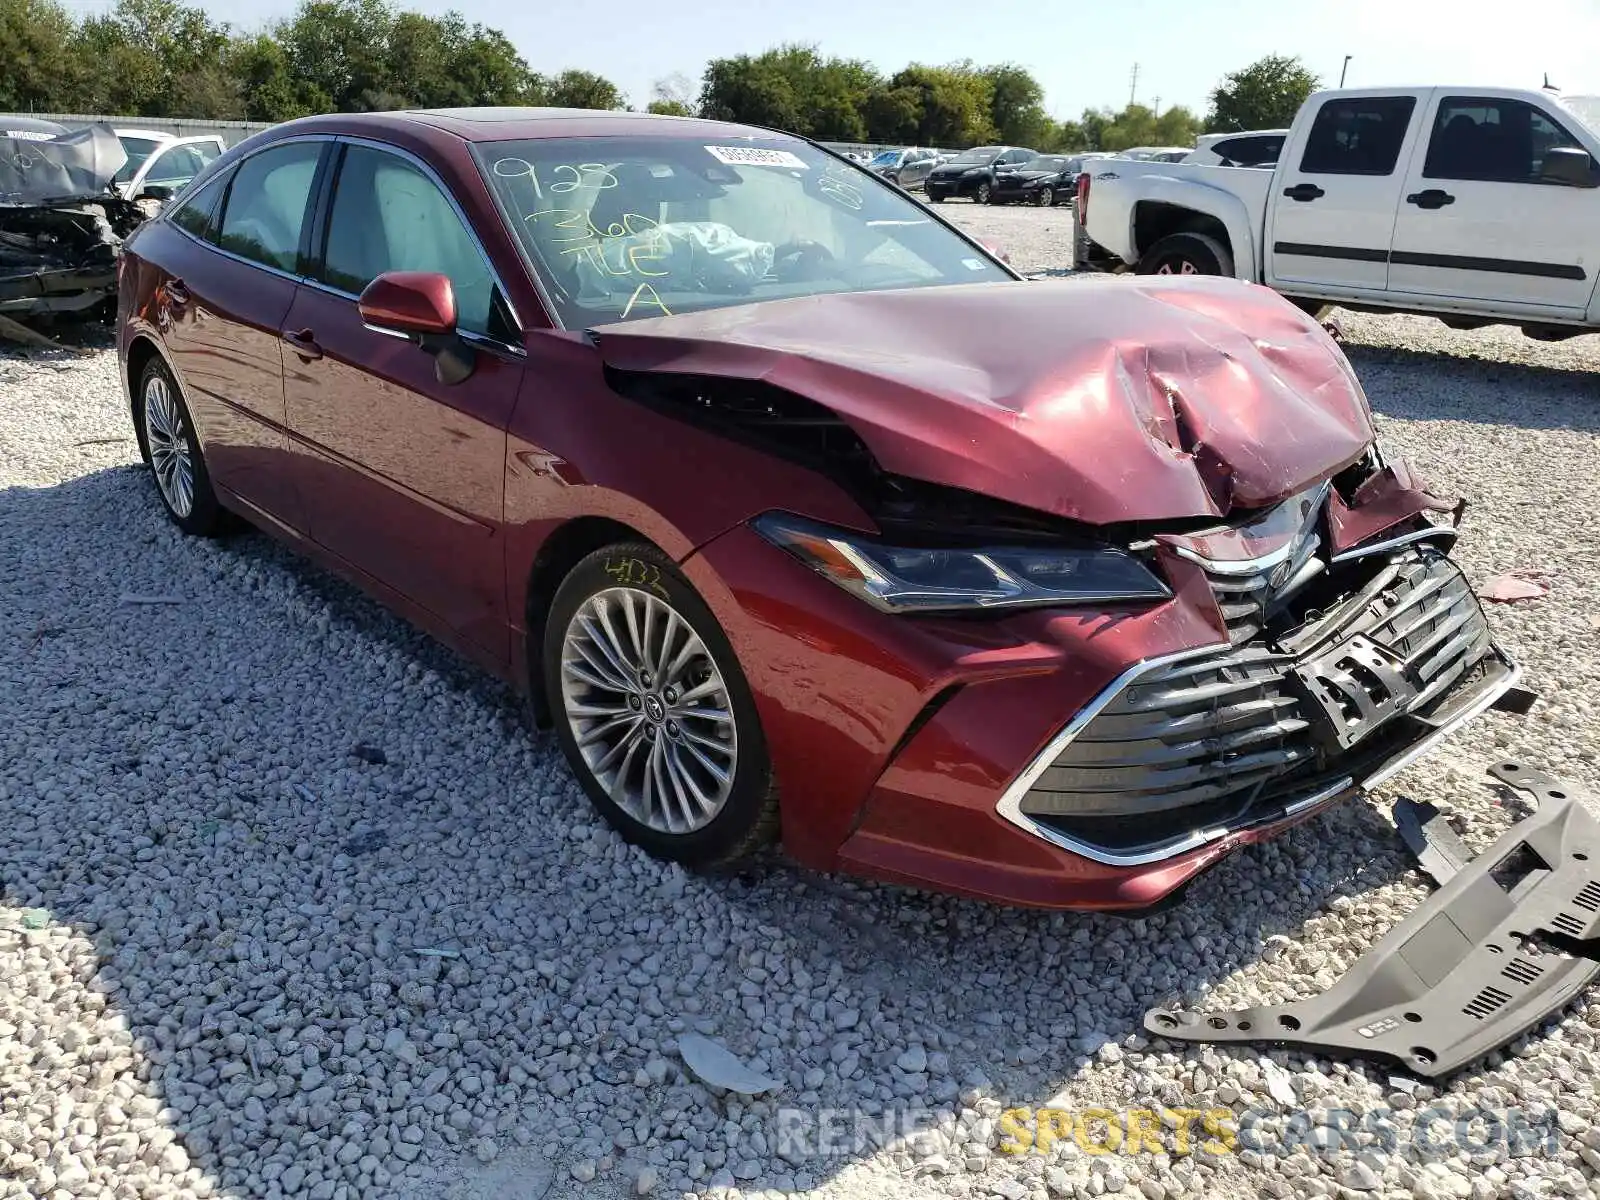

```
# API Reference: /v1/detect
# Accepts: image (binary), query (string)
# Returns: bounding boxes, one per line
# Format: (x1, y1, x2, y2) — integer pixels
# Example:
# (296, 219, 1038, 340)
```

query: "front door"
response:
(1388, 93, 1600, 313)
(153, 140, 327, 530)
(1265, 93, 1423, 293)
(281, 142, 525, 664)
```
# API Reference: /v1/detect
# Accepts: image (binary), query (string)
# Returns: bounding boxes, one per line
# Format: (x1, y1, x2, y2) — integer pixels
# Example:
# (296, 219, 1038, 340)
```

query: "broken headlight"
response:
(752, 514, 1171, 614)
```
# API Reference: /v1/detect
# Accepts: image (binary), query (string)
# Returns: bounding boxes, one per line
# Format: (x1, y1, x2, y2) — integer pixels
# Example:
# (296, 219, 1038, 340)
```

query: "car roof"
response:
(360, 107, 791, 144)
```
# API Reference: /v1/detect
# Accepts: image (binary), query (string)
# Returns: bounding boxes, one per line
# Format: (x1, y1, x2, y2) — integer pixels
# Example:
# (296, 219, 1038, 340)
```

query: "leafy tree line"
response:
(1, 0, 622, 121)
(2, 0, 1320, 152)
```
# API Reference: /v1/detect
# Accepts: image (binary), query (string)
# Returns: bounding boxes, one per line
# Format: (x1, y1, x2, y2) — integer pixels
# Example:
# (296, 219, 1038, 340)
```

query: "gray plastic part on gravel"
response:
(1145, 762, 1600, 1078)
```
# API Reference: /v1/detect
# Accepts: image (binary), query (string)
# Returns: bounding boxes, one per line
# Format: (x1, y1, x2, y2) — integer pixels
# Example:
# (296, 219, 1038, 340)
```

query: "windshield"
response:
(479, 136, 1012, 327)
(868, 149, 901, 166)
(114, 135, 162, 185)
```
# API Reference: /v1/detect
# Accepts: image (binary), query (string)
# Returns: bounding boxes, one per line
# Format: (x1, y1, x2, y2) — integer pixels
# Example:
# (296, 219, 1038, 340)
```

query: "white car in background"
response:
(1184, 129, 1289, 167)
(111, 128, 226, 199)
(1114, 145, 1192, 162)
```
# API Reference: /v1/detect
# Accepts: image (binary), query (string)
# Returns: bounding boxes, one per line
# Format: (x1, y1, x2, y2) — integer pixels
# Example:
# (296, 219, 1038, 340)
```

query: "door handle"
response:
(1406, 189, 1456, 209)
(1283, 183, 1326, 202)
(282, 328, 322, 360)
(164, 278, 189, 305)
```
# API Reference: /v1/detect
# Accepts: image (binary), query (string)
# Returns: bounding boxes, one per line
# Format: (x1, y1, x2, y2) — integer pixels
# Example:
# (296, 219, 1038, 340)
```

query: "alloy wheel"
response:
(1156, 259, 1200, 275)
(559, 587, 738, 835)
(976, 182, 992, 204)
(1037, 187, 1053, 207)
(143, 374, 194, 518)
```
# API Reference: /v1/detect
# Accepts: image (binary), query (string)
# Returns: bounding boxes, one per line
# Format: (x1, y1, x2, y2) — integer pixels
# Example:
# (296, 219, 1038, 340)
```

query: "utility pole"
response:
(1152, 96, 1162, 117)
(1340, 56, 1352, 87)
(1129, 63, 1140, 108)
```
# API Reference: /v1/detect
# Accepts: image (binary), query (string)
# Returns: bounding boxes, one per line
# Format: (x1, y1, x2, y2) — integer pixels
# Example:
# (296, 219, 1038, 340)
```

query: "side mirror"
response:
(1540, 146, 1600, 187)
(358, 270, 475, 384)
(137, 184, 174, 202)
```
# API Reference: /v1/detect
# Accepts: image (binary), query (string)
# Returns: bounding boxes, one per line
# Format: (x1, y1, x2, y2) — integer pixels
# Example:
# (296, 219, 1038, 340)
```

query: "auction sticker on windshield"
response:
(705, 146, 808, 169)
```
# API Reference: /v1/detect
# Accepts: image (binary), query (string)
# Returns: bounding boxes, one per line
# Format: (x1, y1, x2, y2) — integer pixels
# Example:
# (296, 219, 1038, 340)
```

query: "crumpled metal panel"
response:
(591, 275, 1375, 525)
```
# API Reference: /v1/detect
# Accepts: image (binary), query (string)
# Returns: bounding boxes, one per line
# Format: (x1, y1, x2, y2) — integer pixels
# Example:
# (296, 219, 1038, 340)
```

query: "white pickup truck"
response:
(1073, 86, 1600, 338)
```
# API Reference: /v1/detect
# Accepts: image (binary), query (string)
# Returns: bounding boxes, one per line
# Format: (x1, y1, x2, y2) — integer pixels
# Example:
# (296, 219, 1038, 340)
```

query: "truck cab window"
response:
(1424, 97, 1587, 183)
(1299, 96, 1416, 175)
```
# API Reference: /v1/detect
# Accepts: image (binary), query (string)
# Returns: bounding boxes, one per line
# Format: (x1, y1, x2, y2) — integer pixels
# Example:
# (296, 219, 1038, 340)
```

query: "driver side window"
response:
(321, 145, 505, 339)
(217, 142, 323, 273)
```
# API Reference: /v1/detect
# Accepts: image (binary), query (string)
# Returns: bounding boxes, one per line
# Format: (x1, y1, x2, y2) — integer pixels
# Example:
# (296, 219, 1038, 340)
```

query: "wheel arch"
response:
(124, 333, 168, 457)
(521, 515, 657, 726)
(1129, 185, 1258, 280)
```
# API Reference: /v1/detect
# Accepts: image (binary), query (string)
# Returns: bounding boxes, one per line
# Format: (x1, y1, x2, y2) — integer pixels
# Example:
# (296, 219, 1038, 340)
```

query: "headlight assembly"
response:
(752, 514, 1172, 614)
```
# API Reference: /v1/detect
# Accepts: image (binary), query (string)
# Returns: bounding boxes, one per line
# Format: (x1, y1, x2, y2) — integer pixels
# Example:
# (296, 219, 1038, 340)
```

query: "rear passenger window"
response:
(1424, 97, 1587, 182)
(169, 168, 232, 241)
(217, 141, 323, 273)
(1214, 135, 1284, 166)
(1299, 97, 1416, 175)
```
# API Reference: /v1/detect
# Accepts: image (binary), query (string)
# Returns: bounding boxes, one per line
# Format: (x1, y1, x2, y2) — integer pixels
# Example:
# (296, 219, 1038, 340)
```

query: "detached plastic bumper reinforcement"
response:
(1144, 762, 1600, 1078)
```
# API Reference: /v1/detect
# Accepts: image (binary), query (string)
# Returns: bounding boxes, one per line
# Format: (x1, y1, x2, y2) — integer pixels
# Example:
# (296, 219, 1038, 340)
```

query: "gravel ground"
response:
(4, 230, 1600, 1200)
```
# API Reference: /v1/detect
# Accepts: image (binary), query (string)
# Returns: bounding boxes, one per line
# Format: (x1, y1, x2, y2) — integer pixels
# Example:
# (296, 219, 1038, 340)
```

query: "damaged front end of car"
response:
(998, 456, 1522, 869)
(590, 276, 1526, 906)
(1, 125, 146, 323)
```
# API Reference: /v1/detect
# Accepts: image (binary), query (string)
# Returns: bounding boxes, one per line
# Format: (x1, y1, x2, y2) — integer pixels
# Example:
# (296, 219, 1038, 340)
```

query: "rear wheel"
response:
(544, 543, 778, 868)
(136, 355, 231, 537)
(1036, 186, 1054, 207)
(1136, 231, 1233, 277)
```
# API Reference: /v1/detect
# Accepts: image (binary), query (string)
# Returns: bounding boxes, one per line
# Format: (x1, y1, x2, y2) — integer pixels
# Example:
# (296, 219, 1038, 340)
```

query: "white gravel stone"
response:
(4, 223, 1600, 1200)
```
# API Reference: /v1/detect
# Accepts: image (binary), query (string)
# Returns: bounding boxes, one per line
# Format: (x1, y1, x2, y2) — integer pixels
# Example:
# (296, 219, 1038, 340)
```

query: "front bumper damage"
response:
(1, 199, 145, 317)
(1145, 763, 1600, 1077)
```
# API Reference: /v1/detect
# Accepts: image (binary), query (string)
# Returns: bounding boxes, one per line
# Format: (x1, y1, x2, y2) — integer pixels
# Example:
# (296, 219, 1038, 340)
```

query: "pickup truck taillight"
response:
(1075, 172, 1090, 225)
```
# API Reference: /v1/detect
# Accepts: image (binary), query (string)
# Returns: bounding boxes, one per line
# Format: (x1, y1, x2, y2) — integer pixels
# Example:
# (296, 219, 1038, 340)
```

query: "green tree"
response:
(232, 32, 327, 121)
(278, 0, 392, 111)
(884, 63, 994, 147)
(648, 71, 696, 117)
(545, 68, 624, 111)
(982, 63, 1050, 147)
(647, 99, 693, 117)
(1206, 54, 1320, 133)
(0, 0, 86, 112)
(699, 45, 879, 140)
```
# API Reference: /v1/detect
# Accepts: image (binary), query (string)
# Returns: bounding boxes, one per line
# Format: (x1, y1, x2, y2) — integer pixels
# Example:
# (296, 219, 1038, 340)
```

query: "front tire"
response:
(544, 543, 778, 868)
(1036, 187, 1054, 207)
(974, 181, 992, 204)
(1135, 231, 1234, 277)
(136, 355, 230, 537)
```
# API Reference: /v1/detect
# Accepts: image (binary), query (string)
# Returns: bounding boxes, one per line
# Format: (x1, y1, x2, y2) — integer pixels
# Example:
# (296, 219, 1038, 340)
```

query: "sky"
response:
(65, 0, 1600, 120)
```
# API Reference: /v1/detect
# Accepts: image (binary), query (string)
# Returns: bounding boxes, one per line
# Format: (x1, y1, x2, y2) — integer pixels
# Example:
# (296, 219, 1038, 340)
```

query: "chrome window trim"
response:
(163, 132, 528, 358)
(995, 638, 1522, 868)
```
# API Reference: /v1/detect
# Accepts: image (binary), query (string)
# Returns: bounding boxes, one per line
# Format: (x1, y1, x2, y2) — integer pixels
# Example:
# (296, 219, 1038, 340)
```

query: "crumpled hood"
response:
(1, 125, 126, 207)
(590, 276, 1375, 526)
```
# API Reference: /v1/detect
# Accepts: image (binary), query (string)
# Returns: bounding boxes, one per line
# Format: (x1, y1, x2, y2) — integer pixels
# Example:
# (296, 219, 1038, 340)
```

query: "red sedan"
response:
(116, 109, 1518, 911)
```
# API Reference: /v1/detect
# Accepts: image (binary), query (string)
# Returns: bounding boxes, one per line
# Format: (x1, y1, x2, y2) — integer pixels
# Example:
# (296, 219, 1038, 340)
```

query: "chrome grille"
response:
(1020, 548, 1494, 836)
(1201, 529, 1323, 643)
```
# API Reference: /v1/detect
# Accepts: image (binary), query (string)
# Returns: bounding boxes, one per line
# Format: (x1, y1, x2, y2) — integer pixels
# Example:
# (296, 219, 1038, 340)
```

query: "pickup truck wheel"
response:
(1137, 232, 1233, 278)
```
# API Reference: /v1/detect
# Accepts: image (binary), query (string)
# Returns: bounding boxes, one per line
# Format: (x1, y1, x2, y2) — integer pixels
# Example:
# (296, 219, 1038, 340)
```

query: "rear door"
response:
(1388, 93, 1600, 312)
(281, 140, 526, 663)
(1265, 92, 1425, 292)
(151, 139, 328, 529)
